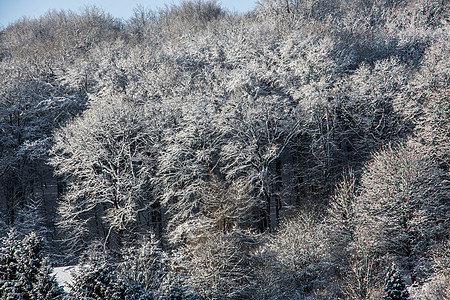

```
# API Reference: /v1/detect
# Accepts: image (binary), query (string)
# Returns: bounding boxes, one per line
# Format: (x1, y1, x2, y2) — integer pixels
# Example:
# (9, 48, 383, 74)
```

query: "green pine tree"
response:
(69, 263, 148, 299)
(0, 229, 64, 299)
(0, 230, 22, 299)
(382, 263, 409, 300)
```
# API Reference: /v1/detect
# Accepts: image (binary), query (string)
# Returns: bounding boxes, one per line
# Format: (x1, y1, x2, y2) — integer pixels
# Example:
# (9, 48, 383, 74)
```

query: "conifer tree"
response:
(119, 237, 167, 294)
(69, 262, 148, 299)
(0, 230, 21, 299)
(0, 229, 64, 299)
(382, 263, 409, 300)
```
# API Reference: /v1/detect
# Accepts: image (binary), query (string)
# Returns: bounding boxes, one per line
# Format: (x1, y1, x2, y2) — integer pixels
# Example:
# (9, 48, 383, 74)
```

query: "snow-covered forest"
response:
(0, 0, 449, 298)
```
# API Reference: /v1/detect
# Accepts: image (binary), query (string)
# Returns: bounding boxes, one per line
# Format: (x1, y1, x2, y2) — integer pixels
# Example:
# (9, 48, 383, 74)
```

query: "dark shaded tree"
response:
(382, 263, 409, 300)
(0, 229, 64, 299)
(69, 263, 147, 300)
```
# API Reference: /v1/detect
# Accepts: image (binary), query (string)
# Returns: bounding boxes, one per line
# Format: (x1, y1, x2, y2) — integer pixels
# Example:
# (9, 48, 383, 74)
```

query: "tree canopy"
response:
(0, 0, 449, 298)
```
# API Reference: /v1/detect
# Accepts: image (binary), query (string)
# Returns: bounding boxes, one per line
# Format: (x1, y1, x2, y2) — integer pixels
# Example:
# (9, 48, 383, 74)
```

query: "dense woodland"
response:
(0, 0, 449, 298)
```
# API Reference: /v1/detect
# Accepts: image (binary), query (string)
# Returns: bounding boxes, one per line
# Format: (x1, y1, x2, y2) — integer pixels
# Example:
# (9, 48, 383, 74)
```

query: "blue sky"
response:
(0, 0, 257, 28)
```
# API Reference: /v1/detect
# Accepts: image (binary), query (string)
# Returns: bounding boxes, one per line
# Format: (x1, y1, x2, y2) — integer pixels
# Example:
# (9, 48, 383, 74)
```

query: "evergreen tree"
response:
(118, 237, 192, 300)
(69, 263, 148, 299)
(0, 230, 22, 299)
(382, 263, 409, 300)
(0, 229, 64, 299)
(119, 237, 167, 295)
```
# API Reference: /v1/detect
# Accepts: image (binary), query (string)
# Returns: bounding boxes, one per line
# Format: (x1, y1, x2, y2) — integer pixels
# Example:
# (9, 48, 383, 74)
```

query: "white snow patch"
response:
(52, 265, 78, 292)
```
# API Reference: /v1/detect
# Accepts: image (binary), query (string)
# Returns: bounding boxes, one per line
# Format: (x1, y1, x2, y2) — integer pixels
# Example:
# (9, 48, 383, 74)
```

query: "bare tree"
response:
(255, 210, 336, 299)
(355, 140, 450, 283)
(176, 230, 256, 299)
(49, 95, 157, 258)
(219, 95, 301, 230)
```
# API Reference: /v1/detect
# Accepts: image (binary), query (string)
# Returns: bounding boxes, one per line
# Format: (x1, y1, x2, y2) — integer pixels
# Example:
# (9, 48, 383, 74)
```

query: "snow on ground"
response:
(52, 265, 78, 292)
